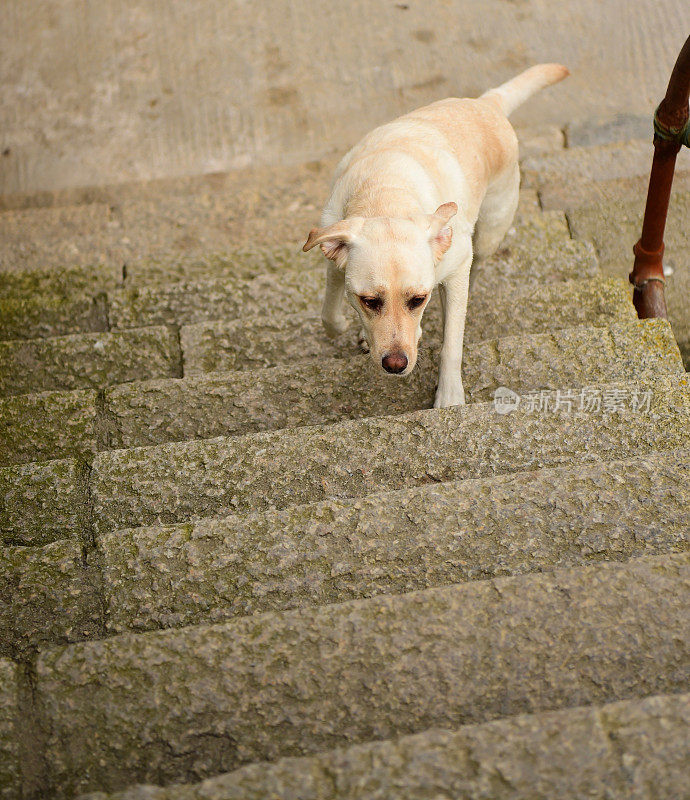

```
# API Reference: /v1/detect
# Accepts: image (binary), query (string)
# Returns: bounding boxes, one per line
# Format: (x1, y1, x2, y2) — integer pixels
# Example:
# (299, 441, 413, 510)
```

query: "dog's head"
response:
(303, 202, 457, 376)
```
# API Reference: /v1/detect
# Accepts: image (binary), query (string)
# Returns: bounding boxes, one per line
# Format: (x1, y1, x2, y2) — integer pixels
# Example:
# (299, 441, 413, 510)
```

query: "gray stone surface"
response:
(566, 114, 654, 148)
(181, 276, 635, 376)
(91, 375, 690, 533)
(107, 319, 682, 449)
(539, 167, 690, 213)
(523, 139, 690, 196)
(76, 693, 690, 800)
(0, 458, 87, 546)
(0, 390, 99, 466)
(0, 660, 19, 800)
(0, 540, 102, 657)
(37, 554, 690, 796)
(100, 449, 690, 634)
(568, 190, 690, 367)
(0, 203, 127, 274)
(0, 326, 180, 397)
(598, 692, 690, 800)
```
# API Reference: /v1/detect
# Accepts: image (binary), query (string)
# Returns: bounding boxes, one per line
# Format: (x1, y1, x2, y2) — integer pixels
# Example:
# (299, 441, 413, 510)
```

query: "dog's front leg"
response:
(321, 263, 349, 338)
(434, 269, 470, 408)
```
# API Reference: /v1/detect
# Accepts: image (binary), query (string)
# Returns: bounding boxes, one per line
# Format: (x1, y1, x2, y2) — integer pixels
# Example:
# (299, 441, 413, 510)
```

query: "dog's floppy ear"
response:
(302, 218, 363, 269)
(426, 202, 457, 262)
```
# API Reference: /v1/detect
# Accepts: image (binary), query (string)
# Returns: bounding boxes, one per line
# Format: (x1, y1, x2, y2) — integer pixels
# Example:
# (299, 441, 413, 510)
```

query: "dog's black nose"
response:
(382, 352, 408, 373)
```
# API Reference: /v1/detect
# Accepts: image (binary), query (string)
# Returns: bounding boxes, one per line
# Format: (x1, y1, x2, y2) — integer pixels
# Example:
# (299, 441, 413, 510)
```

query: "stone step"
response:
(0, 539, 102, 659)
(0, 121, 555, 216)
(74, 692, 690, 800)
(105, 319, 681, 451)
(100, 449, 690, 635)
(539, 164, 690, 213)
(10, 450, 688, 667)
(0, 156, 338, 278)
(180, 275, 634, 376)
(0, 137, 545, 280)
(35, 553, 690, 796)
(0, 458, 88, 547)
(0, 210, 595, 340)
(90, 375, 690, 534)
(567, 189, 690, 368)
(0, 264, 115, 341)
(0, 277, 637, 445)
(0, 390, 99, 466)
(0, 659, 20, 800)
(0, 326, 180, 397)
(522, 138, 690, 204)
(107, 213, 596, 331)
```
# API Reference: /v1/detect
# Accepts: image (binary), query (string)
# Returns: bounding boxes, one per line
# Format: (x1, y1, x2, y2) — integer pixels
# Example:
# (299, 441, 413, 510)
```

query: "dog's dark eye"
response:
(408, 295, 427, 310)
(360, 296, 383, 312)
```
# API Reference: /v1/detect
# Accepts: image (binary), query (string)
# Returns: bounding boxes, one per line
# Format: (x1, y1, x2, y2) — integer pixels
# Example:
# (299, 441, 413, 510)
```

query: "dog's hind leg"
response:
(469, 162, 520, 292)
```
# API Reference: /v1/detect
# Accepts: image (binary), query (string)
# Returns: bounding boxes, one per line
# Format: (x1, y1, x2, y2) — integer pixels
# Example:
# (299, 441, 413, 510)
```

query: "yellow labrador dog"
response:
(303, 63, 569, 407)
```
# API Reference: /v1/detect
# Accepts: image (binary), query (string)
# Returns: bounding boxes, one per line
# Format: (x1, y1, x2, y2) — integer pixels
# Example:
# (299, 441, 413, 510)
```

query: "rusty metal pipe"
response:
(630, 34, 690, 318)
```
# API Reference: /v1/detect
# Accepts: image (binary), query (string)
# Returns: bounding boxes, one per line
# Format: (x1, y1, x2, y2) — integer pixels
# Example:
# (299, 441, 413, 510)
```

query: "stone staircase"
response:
(1, 130, 689, 799)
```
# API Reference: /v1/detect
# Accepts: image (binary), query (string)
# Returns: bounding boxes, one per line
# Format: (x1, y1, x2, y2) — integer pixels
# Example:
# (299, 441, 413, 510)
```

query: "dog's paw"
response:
(434, 382, 466, 409)
(357, 328, 370, 353)
(322, 315, 349, 339)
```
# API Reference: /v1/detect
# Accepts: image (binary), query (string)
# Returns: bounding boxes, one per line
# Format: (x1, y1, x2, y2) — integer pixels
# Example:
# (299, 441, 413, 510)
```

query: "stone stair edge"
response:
(74, 691, 690, 800)
(3, 311, 667, 463)
(14, 312, 684, 461)
(2, 269, 628, 349)
(4, 446, 688, 662)
(95, 316, 687, 452)
(0, 277, 641, 402)
(89, 373, 690, 534)
(0, 207, 571, 299)
(6, 446, 689, 667)
(98, 447, 690, 636)
(4, 372, 689, 548)
(0, 208, 588, 341)
(33, 552, 690, 797)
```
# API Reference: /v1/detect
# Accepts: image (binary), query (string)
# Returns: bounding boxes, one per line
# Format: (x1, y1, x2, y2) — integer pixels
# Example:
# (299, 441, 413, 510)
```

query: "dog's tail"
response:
(481, 64, 569, 116)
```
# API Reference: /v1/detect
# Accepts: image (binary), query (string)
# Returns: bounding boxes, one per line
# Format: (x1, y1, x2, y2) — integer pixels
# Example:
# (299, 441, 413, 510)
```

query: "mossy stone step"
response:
(0, 287, 642, 465)
(0, 540, 102, 658)
(0, 659, 19, 800)
(105, 319, 682, 450)
(0, 458, 88, 547)
(36, 554, 690, 796)
(107, 212, 596, 330)
(180, 275, 634, 376)
(0, 326, 180, 397)
(0, 390, 99, 466)
(568, 189, 690, 367)
(76, 692, 690, 800)
(100, 449, 690, 635)
(0, 211, 594, 340)
(0, 264, 114, 341)
(90, 375, 690, 534)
